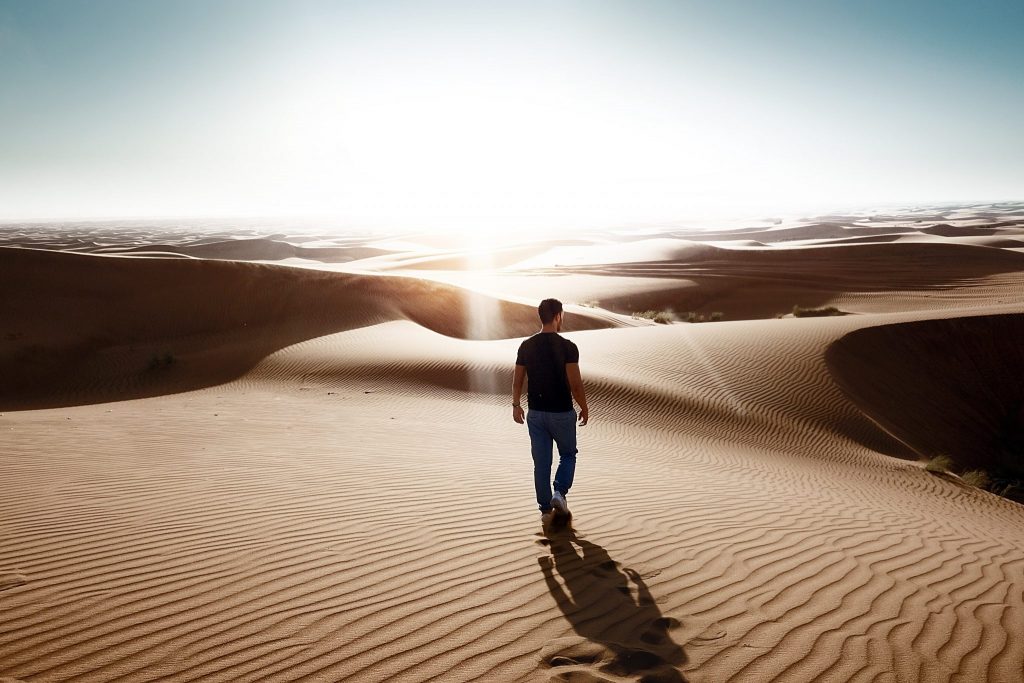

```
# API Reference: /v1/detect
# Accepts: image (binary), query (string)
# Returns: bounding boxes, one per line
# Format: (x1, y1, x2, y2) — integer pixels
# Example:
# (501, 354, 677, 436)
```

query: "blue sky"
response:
(1, 0, 1021, 229)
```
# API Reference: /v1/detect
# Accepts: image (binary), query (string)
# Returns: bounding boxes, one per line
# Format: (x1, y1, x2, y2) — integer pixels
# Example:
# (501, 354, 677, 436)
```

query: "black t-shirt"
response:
(515, 332, 579, 412)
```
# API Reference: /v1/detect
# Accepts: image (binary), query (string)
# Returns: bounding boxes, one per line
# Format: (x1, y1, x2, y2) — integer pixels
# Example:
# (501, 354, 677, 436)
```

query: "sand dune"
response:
(515, 240, 1024, 321)
(0, 247, 620, 409)
(920, 223, 1000, 238)
(5, 309, 1024, 681)
(826, 313, 1024, 477)
(394, 234, 1024, 326)
(3, 206, 1024, 682)
(93, 238, 395, 263)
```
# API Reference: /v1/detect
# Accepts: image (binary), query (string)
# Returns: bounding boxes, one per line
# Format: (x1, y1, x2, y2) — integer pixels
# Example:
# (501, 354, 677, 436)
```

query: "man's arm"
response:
(566, 363, 589, 425)
(512, 365, 526, 424)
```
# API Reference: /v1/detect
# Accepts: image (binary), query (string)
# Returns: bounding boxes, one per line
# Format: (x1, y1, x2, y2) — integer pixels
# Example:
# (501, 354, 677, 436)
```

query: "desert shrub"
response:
(925, 454, 954, 473)
(632, 310, 673, 324)
(991, 478, 1024, 501)
(685, 312, 697, 323)
(710, 312, 724, 322)
(960, 470, 991, 488)
(792, 305, 847, 318)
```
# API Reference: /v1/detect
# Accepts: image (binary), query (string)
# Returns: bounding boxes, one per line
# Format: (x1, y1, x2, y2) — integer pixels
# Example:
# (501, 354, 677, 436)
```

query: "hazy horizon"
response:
(2, 0, 1022, 233)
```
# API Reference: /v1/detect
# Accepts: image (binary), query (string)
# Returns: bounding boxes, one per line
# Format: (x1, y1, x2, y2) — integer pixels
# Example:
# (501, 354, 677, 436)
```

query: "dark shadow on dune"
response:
(538, 527, 687, 682)
(825, 313, 1024, 478)
(0, 247, 619, 410)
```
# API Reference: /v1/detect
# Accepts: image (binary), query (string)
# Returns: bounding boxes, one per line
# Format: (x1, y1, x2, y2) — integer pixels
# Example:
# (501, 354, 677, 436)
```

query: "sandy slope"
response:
(826, 313, 1024, 477)
(3, 208, 1024, 682)
(0, 248, 621, 410)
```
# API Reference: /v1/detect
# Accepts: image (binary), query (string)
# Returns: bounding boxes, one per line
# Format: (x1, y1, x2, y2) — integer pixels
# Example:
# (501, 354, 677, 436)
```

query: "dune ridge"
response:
(91, 238, 395, 263)
(0, 247, 621, 409)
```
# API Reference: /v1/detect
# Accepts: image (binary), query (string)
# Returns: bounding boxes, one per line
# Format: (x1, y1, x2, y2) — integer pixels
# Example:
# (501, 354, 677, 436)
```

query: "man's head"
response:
(538, 298, 563, 330)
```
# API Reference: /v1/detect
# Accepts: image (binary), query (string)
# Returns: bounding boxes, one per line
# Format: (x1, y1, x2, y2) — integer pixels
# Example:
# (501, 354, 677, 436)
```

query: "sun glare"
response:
(229, 44, 833, 237)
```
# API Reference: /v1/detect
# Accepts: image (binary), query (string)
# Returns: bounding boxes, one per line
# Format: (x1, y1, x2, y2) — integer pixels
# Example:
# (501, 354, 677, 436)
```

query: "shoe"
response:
(551, 490, 569, 515)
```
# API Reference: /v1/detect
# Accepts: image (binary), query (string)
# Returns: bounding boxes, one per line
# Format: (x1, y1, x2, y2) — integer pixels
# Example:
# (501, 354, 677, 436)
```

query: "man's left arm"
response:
(566, 363, 588, 426)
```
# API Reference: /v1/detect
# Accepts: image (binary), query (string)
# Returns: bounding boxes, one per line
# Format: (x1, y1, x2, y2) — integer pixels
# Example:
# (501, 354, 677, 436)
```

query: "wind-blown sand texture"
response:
(2, 203, 1024, 682)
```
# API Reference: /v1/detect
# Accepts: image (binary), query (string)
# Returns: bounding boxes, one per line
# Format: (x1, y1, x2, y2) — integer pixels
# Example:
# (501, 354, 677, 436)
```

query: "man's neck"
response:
(540, 324, 559, 333)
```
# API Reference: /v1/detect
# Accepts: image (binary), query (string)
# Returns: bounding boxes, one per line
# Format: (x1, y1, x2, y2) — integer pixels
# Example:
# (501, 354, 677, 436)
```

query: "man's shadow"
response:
(538, 526, 688, 682)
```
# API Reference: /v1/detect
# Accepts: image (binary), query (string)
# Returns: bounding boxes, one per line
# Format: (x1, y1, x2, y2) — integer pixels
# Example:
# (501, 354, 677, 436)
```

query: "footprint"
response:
(641, 630, 667, 645)
(690, 622, 727, 643)
(548, 672, 615, 682)
(0, 573, 27, 592)
(640, 617, 682, 645)
(637, 567, 663, 580)
(654, 616, 681, 630)
(540, 637, 607, 667)
(542, 637, 685, 682)
(600, 647, 665, 677)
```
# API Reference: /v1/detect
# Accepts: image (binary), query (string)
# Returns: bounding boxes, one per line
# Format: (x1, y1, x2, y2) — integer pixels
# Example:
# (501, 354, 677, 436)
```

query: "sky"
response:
(1, 0, 1022, 232)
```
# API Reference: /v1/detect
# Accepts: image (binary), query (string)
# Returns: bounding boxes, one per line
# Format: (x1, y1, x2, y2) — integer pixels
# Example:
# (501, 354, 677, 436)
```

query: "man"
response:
(513, 298, 589, 520)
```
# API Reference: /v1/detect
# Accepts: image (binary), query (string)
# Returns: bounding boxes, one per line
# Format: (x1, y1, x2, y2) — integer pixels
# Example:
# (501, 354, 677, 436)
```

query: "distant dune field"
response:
(2, 204, 1024, 682)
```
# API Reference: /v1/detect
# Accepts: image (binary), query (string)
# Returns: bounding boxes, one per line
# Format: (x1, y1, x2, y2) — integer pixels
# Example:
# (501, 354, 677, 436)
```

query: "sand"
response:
(2, 203, 1024, 682)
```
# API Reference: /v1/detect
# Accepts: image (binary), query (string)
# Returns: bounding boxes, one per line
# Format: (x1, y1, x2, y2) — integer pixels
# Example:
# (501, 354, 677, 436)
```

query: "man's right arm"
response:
(512, 364, 526, 424)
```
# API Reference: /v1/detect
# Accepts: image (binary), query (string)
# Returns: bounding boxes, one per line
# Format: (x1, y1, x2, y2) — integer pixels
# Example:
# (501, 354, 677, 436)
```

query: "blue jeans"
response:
(527, 409, 578, 512)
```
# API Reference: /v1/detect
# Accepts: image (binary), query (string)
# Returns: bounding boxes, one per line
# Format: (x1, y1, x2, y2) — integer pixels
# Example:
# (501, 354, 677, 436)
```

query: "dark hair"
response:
(538, 298, 563, 324)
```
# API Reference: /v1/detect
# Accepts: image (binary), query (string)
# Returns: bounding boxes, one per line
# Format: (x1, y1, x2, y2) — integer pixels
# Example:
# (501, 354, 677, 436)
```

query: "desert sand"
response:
(3, 203, 1024, 682)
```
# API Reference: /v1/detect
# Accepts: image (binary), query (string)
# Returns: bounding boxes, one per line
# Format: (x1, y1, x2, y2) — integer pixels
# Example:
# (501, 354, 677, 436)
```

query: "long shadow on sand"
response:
(538, 526, 687, 682)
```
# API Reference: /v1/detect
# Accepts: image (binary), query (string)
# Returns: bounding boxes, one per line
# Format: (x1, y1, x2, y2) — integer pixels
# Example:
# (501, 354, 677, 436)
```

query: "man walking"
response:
(512, 299, 589, 521)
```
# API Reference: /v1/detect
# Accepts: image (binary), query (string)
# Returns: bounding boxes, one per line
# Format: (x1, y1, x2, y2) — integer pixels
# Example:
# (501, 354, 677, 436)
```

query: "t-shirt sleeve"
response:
(565, 340, 580, 363)
(515, 341, 527, 366)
